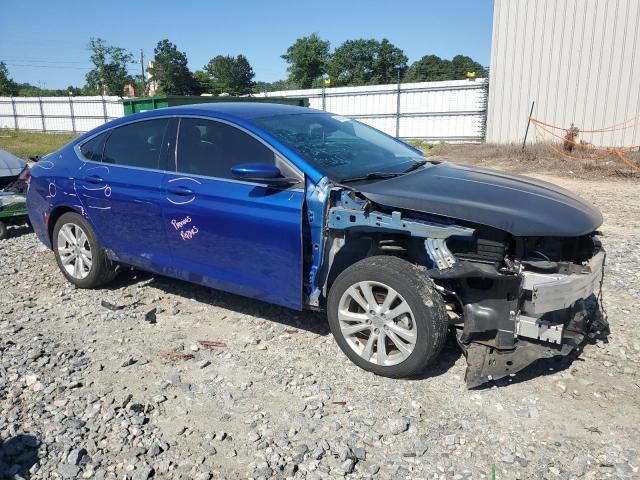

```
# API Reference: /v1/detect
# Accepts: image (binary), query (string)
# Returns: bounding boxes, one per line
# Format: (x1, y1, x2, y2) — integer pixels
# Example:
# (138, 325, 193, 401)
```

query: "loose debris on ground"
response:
(1, 173, 639, 479)
(410, 142, 640, 179)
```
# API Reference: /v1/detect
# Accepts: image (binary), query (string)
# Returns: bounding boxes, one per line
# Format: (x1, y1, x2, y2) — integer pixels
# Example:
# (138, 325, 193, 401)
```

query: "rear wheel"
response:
(327, 255, 448, 378)
(53, 212, 117, 288)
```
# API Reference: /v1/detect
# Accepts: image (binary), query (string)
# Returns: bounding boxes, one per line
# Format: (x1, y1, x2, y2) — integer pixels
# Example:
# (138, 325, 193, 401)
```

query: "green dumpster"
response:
(122, 95, 308, 115)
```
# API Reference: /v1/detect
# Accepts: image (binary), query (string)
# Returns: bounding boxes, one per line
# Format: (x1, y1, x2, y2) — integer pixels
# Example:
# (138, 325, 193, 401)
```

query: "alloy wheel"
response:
(337, 281, 417, 366)
(57, 223, 93, 280)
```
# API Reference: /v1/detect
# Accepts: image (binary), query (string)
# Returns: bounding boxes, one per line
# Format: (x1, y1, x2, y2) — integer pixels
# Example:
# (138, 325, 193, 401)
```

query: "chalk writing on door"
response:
(170, 215, 199, 241)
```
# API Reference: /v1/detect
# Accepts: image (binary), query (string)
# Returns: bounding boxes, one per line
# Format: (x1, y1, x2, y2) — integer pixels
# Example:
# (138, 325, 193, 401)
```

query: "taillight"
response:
(23, 167, 32, 184)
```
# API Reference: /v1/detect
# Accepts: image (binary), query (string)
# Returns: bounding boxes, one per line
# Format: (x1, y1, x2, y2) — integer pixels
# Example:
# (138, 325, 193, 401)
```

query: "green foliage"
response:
(193, 70, 219, 95)
(0, 61, 18, 96)
(14, 83, 81, 97)
(450, 54, 487, 79)
(373, 39, 408, 84)
(85, 38, 134, 96)
(148, 39, 199, 95)
(205, 54, 255, 95)
(252, 79, 298, 93)
(326, 38, 407, 86)
(281, 33, 330, 88)
(405, 54, 486, 82)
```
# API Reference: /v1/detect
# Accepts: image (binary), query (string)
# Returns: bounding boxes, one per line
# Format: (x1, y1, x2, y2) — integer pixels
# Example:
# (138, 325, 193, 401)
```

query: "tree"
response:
(405, 54, 486, 82)
(281, 34, 330, 88)
(405, 55, 453, 82)
(0, 61, 18, 96)
(205, 54, 255, 95)
(327, 39, 376, 86)
(327, 38, 407, 86)
(148, 39, 198, 95)
(373, 39, 408, 84)
(15, 83, 81, 96)
(450, 55, 487, 79)
(252, 79, 297, 94)
(193, 70, 218, 95)
(85, 38, 134, 96)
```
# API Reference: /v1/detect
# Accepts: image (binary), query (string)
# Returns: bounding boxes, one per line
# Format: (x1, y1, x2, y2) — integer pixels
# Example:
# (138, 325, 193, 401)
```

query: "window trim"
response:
(173, 115, 305, 187)
(74, 115, 305, 189)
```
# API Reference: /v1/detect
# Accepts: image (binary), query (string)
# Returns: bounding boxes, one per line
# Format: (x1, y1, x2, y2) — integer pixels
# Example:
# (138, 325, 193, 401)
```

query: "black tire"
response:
(52, 212, 117, 288)
(327, 255, 448, 378)
(0, 221, 7, 240)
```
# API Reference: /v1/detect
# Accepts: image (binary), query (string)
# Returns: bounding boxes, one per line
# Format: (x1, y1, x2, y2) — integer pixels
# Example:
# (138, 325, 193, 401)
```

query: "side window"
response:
(176, 118, 299, 181)
(79, 132, 108, 162)
(102, 119, 170, 169)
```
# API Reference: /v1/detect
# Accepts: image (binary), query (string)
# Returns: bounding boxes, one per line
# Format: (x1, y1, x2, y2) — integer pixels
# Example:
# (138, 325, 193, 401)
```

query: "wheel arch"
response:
(47, 205, 83, 245)
(324, 231, 428, 301)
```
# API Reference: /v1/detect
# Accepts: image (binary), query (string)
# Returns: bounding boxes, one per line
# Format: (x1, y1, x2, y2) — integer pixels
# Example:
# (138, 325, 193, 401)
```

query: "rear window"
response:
(102, 119, 170, 170)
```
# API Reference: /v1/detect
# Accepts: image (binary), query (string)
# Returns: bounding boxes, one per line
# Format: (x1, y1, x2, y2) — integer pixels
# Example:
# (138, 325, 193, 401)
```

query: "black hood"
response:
(355, 162, 602, 237)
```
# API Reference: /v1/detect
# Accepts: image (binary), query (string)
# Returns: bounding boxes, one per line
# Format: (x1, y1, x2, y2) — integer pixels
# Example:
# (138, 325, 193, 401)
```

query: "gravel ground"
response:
(1, 174, 639, 480)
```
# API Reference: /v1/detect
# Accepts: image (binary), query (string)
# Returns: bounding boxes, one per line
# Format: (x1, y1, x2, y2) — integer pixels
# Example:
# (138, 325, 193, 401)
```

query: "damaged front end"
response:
(312, 187, 607, 388)
(442, 235, 607, 388)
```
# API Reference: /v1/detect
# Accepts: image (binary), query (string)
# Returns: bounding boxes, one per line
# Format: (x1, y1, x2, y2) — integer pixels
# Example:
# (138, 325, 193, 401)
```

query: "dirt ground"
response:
(1, 157, 639, 479)
(418, 142, 640, 180)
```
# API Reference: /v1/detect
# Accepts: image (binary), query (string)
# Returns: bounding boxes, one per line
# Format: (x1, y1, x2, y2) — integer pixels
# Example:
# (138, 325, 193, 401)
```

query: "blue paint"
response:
(27, 103, 323, 310)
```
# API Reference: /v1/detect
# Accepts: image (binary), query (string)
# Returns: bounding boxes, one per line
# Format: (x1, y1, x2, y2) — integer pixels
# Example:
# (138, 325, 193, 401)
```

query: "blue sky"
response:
(0, 0, 494, 89)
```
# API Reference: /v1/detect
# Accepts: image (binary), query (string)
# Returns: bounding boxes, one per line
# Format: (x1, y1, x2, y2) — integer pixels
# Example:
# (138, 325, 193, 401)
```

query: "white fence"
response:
(0, 96, 124, 133)
(252, 79, 488, 142)
(0, 79, 488, 141)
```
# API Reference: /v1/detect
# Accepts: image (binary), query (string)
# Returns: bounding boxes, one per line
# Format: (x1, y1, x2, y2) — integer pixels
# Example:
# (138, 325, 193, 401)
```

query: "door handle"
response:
(167, 186, 195, 196)
(85, 175, 103, 184)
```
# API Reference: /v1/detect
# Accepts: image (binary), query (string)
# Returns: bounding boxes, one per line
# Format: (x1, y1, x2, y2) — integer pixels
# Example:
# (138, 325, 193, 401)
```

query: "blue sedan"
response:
(27, 103, 605, 386)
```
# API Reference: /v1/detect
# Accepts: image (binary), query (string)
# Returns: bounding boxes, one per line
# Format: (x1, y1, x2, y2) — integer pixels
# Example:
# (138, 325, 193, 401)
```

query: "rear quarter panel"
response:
(27, 146, 87, 249)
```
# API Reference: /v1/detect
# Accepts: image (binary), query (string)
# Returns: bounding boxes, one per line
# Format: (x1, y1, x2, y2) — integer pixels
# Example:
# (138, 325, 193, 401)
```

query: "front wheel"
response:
(53, 212, 117, 288)
(327, 255, 448, 378)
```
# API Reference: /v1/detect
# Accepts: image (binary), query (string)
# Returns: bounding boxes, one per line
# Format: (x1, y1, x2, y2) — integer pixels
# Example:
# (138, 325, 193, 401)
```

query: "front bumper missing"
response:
(521, 250, 605, 315)
(462, 249, 607, 388)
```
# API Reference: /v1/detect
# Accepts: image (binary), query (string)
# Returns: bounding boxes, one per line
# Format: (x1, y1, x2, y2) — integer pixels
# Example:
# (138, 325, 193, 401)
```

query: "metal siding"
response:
(487, 0, 640, 147)
(254, 79, 488, 141)
(0, 96, 123, 133)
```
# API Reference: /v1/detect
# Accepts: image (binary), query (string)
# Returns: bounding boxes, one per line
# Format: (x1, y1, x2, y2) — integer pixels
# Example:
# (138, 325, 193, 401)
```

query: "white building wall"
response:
(487, 0, 640, 146)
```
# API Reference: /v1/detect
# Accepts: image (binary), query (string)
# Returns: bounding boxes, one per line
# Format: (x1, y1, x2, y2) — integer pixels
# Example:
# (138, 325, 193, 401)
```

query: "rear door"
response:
(74, 118, 174, 271)
(162, 117, 305, 309)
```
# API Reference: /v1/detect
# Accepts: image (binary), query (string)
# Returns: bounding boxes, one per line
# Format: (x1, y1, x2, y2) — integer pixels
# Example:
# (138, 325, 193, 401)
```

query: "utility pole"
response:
(140, 49, 146, 96)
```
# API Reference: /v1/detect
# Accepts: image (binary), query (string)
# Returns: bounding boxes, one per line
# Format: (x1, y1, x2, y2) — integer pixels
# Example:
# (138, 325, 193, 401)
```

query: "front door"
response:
(75, 118, 173, 272)
(162, 117, 305, 309)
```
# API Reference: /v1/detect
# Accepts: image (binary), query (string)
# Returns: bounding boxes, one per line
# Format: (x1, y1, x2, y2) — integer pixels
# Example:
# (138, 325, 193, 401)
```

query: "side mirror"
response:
(231, 163, 296, 186)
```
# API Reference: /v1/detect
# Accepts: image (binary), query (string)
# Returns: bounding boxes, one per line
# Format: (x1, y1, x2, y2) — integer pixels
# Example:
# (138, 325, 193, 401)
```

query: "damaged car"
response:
(26, 103, 606, 387)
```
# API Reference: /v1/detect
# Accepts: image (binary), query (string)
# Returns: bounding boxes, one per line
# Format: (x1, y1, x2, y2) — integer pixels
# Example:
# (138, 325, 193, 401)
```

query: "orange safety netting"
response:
(529, 115, 640, 172)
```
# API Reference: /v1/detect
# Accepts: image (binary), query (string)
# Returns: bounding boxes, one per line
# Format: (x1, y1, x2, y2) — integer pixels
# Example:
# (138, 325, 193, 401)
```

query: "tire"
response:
(0, 221, 7, 240)
(327, 255, 448, 378)
(52, 212, 117, 288)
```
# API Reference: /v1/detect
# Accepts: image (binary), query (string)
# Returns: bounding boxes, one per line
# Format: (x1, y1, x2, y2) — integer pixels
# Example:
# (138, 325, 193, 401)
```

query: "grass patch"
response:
(0, 129, 78, 159)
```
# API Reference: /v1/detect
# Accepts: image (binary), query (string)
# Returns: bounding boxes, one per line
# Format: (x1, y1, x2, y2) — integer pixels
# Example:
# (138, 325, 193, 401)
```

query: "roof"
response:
(161, 102, 324, 120)
(73, 102, 327, 149)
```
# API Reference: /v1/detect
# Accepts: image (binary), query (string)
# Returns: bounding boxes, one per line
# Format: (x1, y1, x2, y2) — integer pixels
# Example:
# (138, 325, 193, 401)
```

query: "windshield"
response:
(252, 113, 424, 181)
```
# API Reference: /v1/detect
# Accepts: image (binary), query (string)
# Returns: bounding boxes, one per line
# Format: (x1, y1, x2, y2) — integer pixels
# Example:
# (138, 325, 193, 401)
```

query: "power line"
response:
(5, 63, 94, 70)
(1, 58, 90, 65)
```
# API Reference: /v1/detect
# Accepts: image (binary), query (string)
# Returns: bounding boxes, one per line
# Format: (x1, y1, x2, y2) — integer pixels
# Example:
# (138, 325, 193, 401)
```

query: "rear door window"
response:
(103, 119, 170, 170)
(79, 132, 108, 162)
